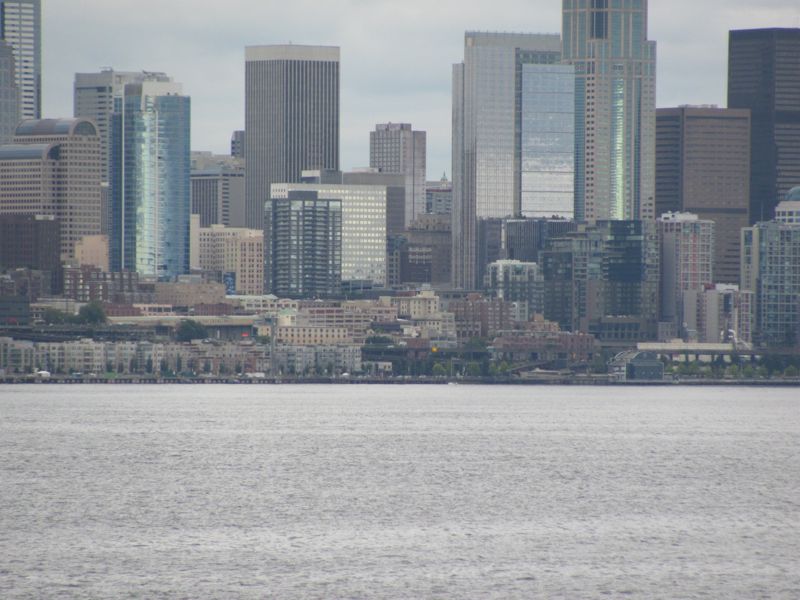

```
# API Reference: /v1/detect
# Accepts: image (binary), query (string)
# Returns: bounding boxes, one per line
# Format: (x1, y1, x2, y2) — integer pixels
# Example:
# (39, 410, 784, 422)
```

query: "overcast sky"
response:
(43, 1, 800, 179)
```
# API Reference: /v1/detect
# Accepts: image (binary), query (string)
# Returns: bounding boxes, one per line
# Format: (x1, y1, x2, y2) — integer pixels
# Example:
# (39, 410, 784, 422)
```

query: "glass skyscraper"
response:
(74, 69, 172, 183)
(728, 28, 800, 224)
(562, 0, 657, 222)
(110, 81, 191, 280)
(452, 32, 572, 289)
(542, 220, 660, 345)
(519, 62, 575, 219)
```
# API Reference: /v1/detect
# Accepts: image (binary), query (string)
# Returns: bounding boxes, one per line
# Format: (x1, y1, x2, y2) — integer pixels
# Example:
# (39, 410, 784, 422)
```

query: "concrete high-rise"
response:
(0, 41, 17, 144)
(657, 212, 714, 335)
(562, 0, 657, 222)
(0, 118, 102, 261)
(0, 0, 40, 120)
(452, 32, 570, 289)
(370, 123, 426, 227)
(245, 45, 339, 231)
(110, 81, 190, 280)
(190, 152, 245, 228)
(74, 69, 172, 182)
(193, 224, 264, 296)
(728, 29, 800, 223)
(655, 106, 750, 284)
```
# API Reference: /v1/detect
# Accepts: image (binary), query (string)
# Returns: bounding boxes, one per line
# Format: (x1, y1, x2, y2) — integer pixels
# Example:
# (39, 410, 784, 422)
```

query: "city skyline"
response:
(40, 0, 800, 178)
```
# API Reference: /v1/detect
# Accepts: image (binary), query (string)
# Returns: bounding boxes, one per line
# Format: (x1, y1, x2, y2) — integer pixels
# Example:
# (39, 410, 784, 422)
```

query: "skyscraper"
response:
(190, 151, 245, 228)
(562, 0, 657, 222)
(0, 41, 17, 144)
(452, 32, 569, 289)
(0, 118, 102, 261)
(0, 0, 40, 120)
(271, 180, 387, 288)
(74, 69, 172, 182)
(542, 220, 660, 345)
(370, 123, 426, 227)
(657, 212, 714, 335)
(728, 29, 800, 223)
(655, 106, 751, 284)
(110, 81, 191, 280)
(741, 190, 800, 347)
(266, 190, 342, 299)
(245, 45, 339, 231)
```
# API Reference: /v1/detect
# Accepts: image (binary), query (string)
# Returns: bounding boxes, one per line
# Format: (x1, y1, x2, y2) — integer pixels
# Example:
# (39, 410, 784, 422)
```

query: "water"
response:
(1, 384, 798, 599)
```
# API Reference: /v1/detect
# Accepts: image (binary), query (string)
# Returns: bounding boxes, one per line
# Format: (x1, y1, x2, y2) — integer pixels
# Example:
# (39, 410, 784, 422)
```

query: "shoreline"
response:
(2, 376, 799, 387)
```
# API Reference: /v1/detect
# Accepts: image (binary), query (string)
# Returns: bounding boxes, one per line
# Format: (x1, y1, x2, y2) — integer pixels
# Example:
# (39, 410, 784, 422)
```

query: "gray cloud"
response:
(43, 0, 799, 179)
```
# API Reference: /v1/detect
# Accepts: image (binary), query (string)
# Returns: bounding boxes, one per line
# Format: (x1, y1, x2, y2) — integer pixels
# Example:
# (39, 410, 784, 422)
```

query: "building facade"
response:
(272, 182, 387, 287)
(655, 106, 750, 284)
(741, 192, 800, 347)
(230, 129, 244, 158)
(74, 69, 172, 182)
(657, 213, 714, 335)
(452, 32, 568, 289)
(266, 190, 342, 299)
(191, 158, 245, 228)
(0, 118, 102, 261)
(370, 123, 426, 227)
(452, 32, 575, 289)
(485, 260, 545, 322)
(562, 0, 657, 222)
(0, 214, 60, 290)
(426, 175, 452, 215)
(728, 29, 800, 223)
(0, 0, 40, 120)
(194, 224, 264, 296)
(110, 81, 191, 280)
(0, 41, 18, 144)
(245, 45, 339, 230)
(519, 62, 575, 220)
(542, 220, 660, 345)
(503, 217, 577, 264)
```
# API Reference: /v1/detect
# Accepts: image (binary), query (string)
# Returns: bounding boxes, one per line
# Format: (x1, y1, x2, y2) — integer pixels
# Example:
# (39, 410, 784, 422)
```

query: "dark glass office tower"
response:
(728, 28, 800, 223)
(542, 220, 660, 345)
(245, 45, 340, 231)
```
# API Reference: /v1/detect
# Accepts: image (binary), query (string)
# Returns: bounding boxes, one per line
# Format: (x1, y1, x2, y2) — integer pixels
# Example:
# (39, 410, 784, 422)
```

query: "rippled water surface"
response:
(1, 384, 799, 598)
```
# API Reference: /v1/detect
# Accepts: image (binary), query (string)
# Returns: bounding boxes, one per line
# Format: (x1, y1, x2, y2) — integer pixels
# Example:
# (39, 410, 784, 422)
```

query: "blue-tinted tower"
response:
(110, 81, 190, 279)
